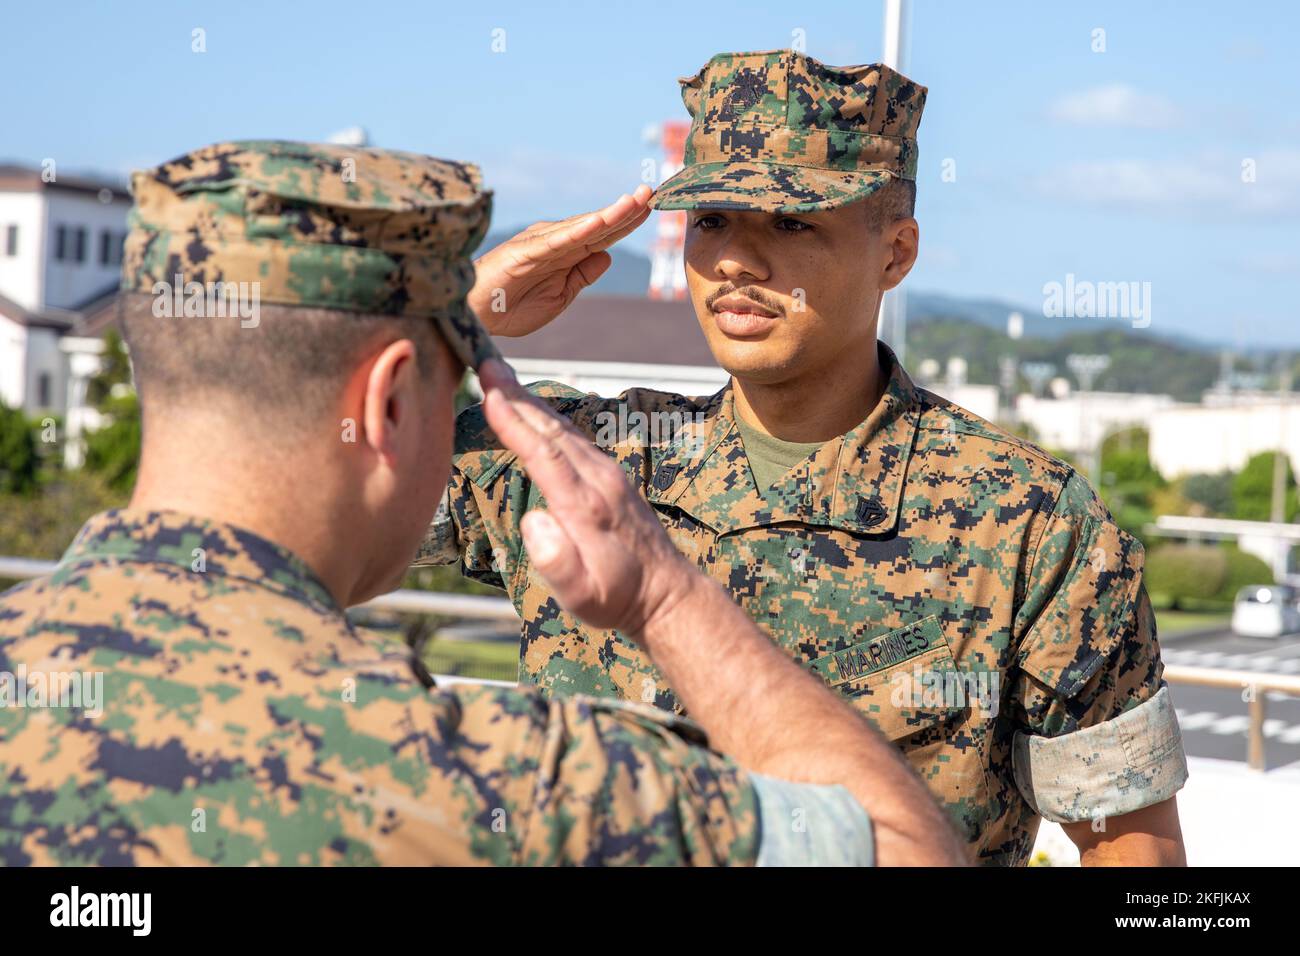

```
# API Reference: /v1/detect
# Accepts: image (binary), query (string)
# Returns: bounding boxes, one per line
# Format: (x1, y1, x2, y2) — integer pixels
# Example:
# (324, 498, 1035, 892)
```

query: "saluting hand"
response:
(478, 359, 694, 638)
(467, 186, 654, 338)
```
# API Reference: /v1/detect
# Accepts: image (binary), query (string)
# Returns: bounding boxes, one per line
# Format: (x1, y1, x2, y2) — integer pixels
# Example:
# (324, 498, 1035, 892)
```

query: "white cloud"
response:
(480, 147, 643, 224)
(1033, 149, 1300, 217)
(1048, 84, 1181, 129)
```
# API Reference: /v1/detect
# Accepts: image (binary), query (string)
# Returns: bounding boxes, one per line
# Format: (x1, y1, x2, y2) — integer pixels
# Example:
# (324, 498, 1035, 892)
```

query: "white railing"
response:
(0, 556, 518, 620)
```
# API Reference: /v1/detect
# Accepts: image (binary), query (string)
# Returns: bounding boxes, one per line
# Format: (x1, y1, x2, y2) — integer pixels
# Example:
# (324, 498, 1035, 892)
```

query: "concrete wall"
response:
(23, 325, 67, 416)
(1017, 392, 1176, 454)
(0, 191, 46, 312)
(1149, 399, 1300, 479)
(920, 382, 1000, 423)
(0, 312, 27, 410)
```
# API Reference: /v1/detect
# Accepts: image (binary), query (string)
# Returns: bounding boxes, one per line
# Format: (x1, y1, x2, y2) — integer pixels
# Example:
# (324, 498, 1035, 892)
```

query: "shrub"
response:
(0, 403, 38, 495)
(1145, 544, 1228, 610)
(1212, 546, 1274, 604)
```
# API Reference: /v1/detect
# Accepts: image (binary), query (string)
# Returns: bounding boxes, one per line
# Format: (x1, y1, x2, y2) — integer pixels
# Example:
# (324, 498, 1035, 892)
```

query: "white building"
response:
(0, 292, 74, 417)
(918, 381, 1000, 423)
(1015, 391, 1176, 456)
(0, 165, 127, 422)
(1148, 396, 1300, 479)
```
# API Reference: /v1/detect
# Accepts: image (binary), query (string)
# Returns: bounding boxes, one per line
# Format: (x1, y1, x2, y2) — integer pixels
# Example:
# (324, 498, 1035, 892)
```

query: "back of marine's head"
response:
(118, 140, 500, 598)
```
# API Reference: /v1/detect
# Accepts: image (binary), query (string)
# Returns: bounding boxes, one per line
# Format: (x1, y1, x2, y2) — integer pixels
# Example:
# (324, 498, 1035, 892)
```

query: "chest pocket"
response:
(806, 616, 976, 742)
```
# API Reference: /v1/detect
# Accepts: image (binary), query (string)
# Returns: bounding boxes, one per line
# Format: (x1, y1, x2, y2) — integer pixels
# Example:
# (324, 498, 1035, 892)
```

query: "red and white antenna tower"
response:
(647, 120, 690, 300)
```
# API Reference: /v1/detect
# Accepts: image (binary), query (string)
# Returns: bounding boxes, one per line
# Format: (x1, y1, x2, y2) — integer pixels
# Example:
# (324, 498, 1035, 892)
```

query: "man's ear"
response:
(879, 217, 919, 292)
(360, 338, 419, 465)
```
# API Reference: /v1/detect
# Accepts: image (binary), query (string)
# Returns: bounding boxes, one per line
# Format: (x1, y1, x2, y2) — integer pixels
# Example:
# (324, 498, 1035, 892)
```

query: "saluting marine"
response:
(423, 50, 1190, 866)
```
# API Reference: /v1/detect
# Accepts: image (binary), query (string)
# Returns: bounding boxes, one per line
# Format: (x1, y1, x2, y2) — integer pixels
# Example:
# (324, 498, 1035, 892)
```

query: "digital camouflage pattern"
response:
(121, 140, 501, 369)
(422, 344, 1185, 866)
(0, 511, 759, 866)
(651, 50, 927, 213)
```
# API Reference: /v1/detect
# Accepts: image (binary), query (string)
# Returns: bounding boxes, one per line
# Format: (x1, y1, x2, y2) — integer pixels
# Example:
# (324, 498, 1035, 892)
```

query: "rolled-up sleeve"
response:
(1009, 473, 1189, 823)
(751, 774, 875, 866)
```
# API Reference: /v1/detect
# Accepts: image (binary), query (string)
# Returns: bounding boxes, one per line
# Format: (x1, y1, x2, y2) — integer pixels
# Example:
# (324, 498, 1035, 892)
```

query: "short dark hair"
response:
(118, 293, 446, 427)
(863, 177, 917, 227)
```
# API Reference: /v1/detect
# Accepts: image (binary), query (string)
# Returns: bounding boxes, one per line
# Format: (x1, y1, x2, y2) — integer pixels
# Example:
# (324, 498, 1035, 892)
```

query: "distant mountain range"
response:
(479, 226, 1277, 401)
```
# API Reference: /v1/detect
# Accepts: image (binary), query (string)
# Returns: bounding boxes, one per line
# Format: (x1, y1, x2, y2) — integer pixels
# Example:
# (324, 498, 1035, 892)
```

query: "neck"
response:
(733, 338, 885, 442)
(129, 417, 360, 607)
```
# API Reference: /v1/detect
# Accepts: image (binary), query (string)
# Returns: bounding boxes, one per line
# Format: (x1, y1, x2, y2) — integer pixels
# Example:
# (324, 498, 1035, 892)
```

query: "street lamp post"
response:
(1066, 353, 1111, 482)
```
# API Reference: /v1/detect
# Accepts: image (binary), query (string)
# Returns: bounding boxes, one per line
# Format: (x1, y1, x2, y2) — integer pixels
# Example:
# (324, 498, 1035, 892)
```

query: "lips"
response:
(711, 294, 780, 338)
(713, 309, 778, 337)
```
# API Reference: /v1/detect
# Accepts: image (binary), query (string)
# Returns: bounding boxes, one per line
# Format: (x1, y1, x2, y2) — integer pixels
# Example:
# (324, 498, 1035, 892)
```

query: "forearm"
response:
(634, 568, 967, 866)
(1064, 798, 1187, 866)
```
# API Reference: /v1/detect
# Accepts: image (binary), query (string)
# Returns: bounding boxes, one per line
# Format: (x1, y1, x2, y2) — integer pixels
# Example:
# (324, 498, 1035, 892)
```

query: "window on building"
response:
(37, 372, 51, 408)
(99, 229, 119, 265)
(54, 225, 67, 261)
(73, 227, 86, 263)
(4, 224, 15, 257)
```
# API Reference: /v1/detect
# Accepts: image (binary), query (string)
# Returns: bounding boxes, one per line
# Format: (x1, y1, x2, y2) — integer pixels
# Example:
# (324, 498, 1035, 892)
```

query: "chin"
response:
(708, 340, 798, 384)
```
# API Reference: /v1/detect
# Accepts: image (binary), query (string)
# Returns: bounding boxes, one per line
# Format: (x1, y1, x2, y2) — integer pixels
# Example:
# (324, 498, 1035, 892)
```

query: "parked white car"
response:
(1231, 585, 1300, 638)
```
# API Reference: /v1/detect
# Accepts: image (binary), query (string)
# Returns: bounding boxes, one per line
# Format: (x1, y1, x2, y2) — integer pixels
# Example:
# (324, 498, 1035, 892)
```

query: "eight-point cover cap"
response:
(121, 140, 502, 370)
(651, 50, 927, 214)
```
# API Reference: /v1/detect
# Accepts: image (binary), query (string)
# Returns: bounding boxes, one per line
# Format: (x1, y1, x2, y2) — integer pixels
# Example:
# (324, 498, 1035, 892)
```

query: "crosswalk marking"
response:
(1176, 709, 1300, 744)
(1176, 710, 1219, 730)
(1164, 648, 1300, 674)
(1208, 715, 1250, 735)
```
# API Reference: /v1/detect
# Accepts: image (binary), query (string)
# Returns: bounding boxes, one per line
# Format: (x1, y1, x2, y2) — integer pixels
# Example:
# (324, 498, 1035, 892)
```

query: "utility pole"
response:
(1067, 353, 1111, 483)
(878, 0, 910, 365)
(1271, 354, 1292, 523)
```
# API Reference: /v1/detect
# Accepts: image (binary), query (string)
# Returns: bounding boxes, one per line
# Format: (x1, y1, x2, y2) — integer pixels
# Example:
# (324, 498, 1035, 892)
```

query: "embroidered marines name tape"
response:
(809, 616, 945, 688)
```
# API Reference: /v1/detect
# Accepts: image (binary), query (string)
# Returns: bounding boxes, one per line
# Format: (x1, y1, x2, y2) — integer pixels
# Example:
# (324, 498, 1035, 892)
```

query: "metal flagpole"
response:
(879, 0, 910, 366)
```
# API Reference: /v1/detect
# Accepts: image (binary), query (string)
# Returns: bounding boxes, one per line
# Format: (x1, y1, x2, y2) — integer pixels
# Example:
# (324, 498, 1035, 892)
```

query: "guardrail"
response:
(0, 556, 519, 620)
(1163, 665, 1300, 771)
(5, 555, 1299, 768)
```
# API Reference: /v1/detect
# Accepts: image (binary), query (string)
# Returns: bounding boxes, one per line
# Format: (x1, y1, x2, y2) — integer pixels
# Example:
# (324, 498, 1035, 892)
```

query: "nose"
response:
(712, 230, 770, 285)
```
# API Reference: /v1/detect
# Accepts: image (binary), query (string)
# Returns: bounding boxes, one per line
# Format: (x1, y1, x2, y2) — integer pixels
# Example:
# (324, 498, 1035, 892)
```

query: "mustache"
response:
(704, 284, 787, 317)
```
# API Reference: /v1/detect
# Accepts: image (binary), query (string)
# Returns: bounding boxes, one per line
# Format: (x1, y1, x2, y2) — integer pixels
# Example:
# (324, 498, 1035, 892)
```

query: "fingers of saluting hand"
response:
(518, 186, 653, 262)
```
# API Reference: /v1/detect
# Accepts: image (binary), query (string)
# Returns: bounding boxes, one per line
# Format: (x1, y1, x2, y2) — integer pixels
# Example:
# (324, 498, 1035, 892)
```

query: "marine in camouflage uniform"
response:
(421, 51, 1189, 865)
(0, 140, 872, 867)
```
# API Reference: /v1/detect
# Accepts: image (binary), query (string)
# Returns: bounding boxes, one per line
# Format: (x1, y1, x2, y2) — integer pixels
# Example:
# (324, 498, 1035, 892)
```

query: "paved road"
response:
(1161, 627, 1300, 770)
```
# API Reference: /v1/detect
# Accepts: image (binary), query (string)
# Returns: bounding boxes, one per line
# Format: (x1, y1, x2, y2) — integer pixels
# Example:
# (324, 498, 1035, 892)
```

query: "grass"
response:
(421, 637, 519, 683)
(1155, 608, 1230, 637)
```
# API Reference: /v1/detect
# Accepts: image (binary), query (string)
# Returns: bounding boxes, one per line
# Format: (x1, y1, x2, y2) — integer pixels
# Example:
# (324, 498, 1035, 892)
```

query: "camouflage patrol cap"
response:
(121, 140, 501, 369)
(650, 50, 927, 214)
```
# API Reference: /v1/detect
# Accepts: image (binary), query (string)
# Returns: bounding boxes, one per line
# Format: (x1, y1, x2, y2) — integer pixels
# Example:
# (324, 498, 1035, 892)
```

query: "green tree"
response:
(1098, 428, 1164, 544)
(81, 328, 141, 495)
(87, 328, 133, 406)
(0, 403, 38, 495)
(1232, 451, 1299, 522)
(1181, 471, 1234, 516)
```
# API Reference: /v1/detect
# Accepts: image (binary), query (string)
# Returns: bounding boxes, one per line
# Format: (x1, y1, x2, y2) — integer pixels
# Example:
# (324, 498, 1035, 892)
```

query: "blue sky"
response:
(3, 0, 1297, 349)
